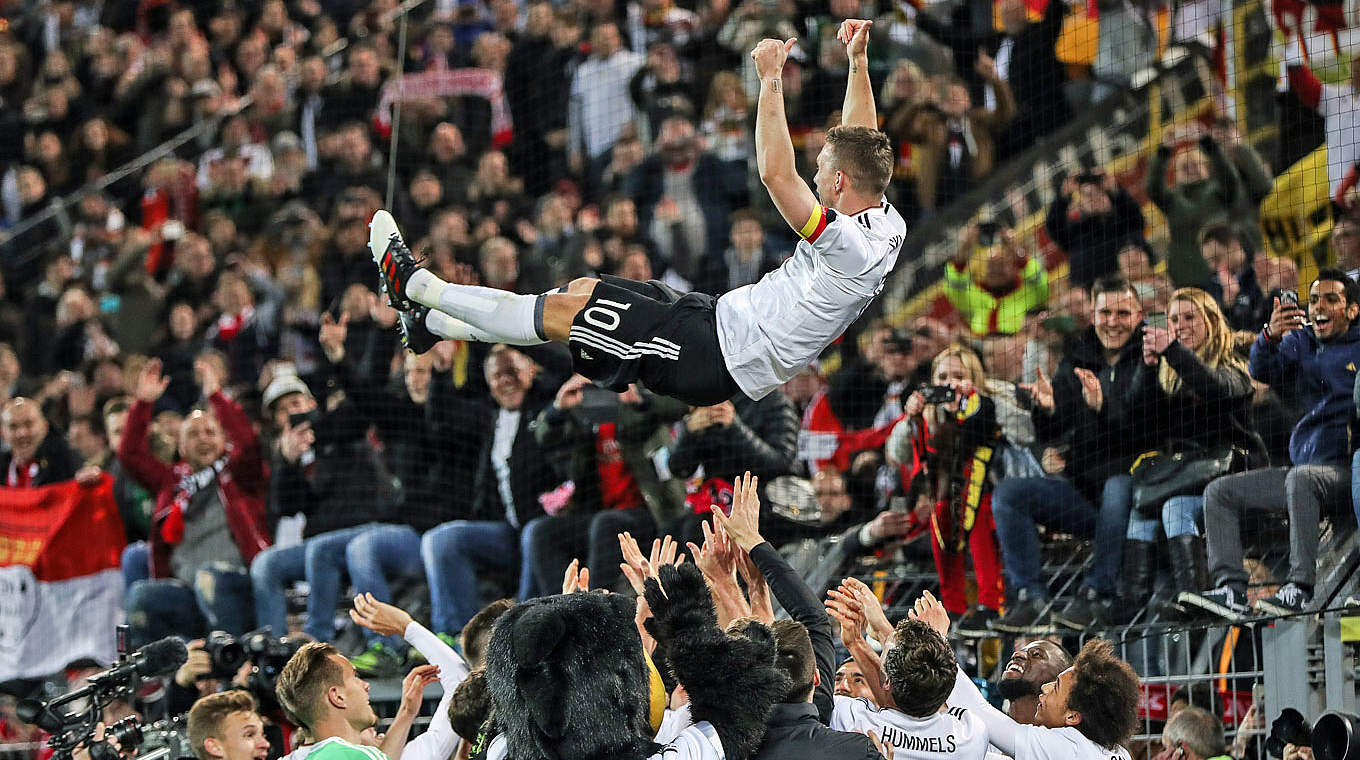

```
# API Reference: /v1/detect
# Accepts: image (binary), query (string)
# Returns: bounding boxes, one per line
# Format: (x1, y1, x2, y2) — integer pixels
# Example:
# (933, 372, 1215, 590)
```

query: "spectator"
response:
(1332, 210, 1360, 280)
(1210, 116, 1275, 254)
(420, 346, 560, 638)
(1044, 169, 1147, 291)
(119, 358, 266, 645)
(887, 345, 1004, 635)
(1119, 288, 1266, 620)
(667, 390, 798, 543)
(991, 276, 1151, 631)
(825, 324, 924, 432)
(207, 269, 283, 386)
(903, 60, 1015, 213)
(1160, 707, 1231, 760)
(1, 397, 85, 487)
(627, 116, 748, 288)
(1198, 223, 1266, 331)
(912, 0, 1071, 155)
(1146, 129, 1240, 288)
(713, 209, 782, 294)
(1181, 270, 1360, 618)
(255, 367, 407, 673)
(1117, 237, 1172, 316)
(945, 224, 1048, 336)
(529, 376, 688, 593)
(567, 22, 644, 193)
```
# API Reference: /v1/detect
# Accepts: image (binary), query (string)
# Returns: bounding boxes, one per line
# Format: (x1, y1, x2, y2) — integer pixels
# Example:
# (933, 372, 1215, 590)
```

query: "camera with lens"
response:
(201, 629, 305, 711)
(203, 631, 249, 680)
(1268, 708, 1313, 758)
(917, 384, 956, 405)
(242, 630, 305, 705)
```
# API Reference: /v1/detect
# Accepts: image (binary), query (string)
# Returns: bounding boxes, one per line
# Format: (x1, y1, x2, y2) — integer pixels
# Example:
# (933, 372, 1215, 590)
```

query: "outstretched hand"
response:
(619, 532, 685, 596)
(349, 593, 414, 638)
(562, 558, 591, 594)
(839, 577, 894, 643)
(711, 471, 763, 551)
(135, 358, 170, 403)
(907, 589, 950, 638)
(396, 665, 440, 719)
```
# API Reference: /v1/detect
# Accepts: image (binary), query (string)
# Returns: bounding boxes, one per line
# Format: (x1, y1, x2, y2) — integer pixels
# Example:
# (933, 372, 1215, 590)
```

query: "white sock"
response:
(408, 269, 547, 345)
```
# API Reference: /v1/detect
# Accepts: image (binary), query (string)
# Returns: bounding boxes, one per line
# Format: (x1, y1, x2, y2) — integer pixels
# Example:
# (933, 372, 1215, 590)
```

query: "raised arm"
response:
(753, 38, 820, 234)
(911, 591, 1020, 753)
(351, 594, 471, 760)
(118, 360, 176, 492)
(838, 20, 876, 130)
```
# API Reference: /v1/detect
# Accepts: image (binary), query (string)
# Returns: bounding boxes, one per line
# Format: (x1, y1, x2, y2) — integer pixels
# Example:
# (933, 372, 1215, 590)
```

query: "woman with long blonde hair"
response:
(1120, 287, 1266, 619)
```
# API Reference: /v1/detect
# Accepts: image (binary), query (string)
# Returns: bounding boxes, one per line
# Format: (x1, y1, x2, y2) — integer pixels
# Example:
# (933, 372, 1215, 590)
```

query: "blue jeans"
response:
(121, 542, 149, 589)
(346, 524, 424, 647)
(250, 525, 370, 642)
(421, 519, 543, 634)
(992, 475, 1133, 597)
(1352, 450, 1360, 527)
(126, 563, 253, 646)
(1126, 495, 1204, 541)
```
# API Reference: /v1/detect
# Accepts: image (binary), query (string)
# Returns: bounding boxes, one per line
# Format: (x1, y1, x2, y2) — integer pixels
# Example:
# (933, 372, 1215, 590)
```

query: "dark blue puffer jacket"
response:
(1250, 323, 1360, 465)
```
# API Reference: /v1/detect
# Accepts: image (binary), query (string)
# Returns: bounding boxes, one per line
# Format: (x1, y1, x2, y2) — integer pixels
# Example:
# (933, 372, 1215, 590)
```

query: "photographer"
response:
(944, 223, 1048, 337)
(1119, 288, 1265, 619)
(885, 345, 1004, 635)
(120, 358, 267, 645)
(1044, 169, 1146, 291)
(187, 691, 271, 760)
(1181, 271, 1360, 618)
(991, 276, 1152, 631)
(528, 375, 689, 593)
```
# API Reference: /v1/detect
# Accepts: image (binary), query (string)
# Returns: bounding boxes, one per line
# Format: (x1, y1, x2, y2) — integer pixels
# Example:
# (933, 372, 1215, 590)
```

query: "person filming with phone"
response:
(1180, 270, 1360, 619)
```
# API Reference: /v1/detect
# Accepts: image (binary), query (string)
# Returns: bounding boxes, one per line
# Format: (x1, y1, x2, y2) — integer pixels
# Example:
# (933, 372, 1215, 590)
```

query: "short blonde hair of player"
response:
(188, 690, 259, 760)
(275, 641, 346, 730)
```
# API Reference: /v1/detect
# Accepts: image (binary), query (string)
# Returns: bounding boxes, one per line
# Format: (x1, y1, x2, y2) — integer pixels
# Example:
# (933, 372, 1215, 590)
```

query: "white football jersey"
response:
(949, 670, 1133, 760)
(1012, 726, 1133, 760)
(831, 695, 990, 760)
(715, 200, 907, 400)
(485, 721, 724, 760)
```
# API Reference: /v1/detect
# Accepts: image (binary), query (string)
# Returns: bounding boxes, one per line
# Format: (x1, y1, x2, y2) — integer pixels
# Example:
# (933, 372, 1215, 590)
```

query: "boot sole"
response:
(1176, 592, 1248, 622)
(1253, 600, 1309, 617)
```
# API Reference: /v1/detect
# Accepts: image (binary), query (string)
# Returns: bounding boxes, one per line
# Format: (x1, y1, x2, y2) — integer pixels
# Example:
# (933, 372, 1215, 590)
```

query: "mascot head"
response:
(486, 592, 659, 760)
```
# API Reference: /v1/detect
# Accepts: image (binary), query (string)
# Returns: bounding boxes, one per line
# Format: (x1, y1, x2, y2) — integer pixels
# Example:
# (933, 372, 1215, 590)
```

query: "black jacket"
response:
(749, 542, 835, 722)
(753, 703, 882, 760)
(669, 392, 798, 481)
(534, 390, 688, 525)
(470, 386, 561, 529)
(0, 433, 82, 487)
(1128, 341, 1267, 468)
(337, 361, 485, 529)
(268, 403, 399, 537)
(1044, 186, 1146, 290)
(1033, 324, 1154, 501)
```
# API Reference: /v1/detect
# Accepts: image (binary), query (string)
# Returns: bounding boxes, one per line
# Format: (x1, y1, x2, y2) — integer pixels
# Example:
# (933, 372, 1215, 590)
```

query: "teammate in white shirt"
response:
(910, 592, 1141, 760)
(347, 594, 470, 760)
(366, 20, 905, 407)
(827, 616, 990, 760)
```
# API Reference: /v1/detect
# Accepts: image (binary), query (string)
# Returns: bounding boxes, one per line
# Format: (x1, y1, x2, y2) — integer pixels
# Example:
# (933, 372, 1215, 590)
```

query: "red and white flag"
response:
(0, 475, 125, 680)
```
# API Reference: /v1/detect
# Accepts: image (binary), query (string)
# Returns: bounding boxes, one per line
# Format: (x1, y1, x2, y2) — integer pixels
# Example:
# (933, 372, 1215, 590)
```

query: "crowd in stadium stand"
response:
(0, 0, 1358, 743)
